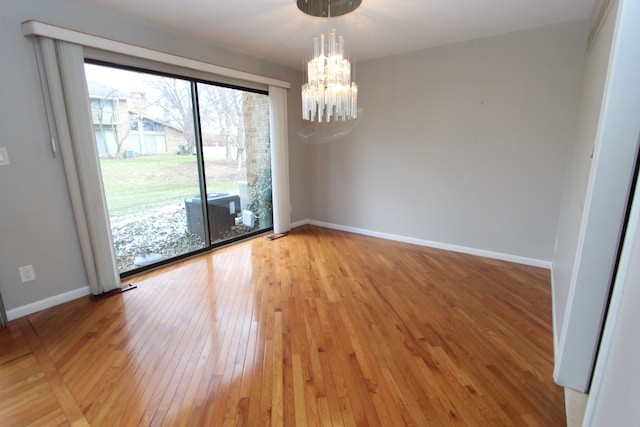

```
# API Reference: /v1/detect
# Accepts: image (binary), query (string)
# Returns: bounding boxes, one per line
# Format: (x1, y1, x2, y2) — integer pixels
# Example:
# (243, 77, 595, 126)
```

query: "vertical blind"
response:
(36, 38, 121, 296)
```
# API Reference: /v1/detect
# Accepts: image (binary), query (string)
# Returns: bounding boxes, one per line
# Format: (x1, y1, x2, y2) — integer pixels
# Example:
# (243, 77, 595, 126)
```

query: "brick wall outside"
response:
(243, 92, 271, 192)
(164, 127, 187, 154)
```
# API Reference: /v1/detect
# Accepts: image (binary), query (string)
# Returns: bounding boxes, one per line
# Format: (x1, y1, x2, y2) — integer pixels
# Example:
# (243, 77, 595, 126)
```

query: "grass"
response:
(99, 154, 268, 273)
(100, 155, 240, 216)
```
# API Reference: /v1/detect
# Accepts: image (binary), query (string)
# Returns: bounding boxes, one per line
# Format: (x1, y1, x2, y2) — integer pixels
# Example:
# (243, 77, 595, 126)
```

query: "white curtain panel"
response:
(269, 85, 291, 235)
(36, 38, 120, 296)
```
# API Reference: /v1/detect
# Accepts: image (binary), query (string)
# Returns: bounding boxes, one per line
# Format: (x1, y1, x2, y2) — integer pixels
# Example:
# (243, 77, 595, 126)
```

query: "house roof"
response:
(129, 110, 184, 133)
(87, 80, 128, 99)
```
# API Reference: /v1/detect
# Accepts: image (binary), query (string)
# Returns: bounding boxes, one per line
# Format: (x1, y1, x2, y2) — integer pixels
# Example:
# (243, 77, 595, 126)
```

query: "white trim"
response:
(290, 219, 309, 229)
(583, 140, 640, 426)
(21, 20, 290, 89)
(550, 270, 560, 355)
(6, 286, 91, 321)
(293, 219, 551, 269)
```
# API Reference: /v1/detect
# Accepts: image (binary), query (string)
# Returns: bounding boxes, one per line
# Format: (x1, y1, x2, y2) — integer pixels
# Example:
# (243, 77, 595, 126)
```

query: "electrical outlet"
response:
(0, 147, 9, 166)
(19, 265, 36, 283)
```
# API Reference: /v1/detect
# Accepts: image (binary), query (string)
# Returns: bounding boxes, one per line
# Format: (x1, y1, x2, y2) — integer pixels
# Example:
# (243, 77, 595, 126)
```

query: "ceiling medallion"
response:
(296, 0, 362, 18)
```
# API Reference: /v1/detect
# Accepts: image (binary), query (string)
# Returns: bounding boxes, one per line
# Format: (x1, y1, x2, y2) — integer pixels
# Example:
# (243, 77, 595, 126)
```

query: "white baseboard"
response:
(293, 219, 551, 269)
(290, 219, 311, 229)
(6, 286, 91, 321)
(550, 268, 560, 355)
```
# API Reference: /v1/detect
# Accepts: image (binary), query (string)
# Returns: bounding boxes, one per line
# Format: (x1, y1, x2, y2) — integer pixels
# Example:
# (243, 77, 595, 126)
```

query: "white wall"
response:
(0, 0, 307, 317)
(308, 21, 587, 263)
(552, 0, 640, 392)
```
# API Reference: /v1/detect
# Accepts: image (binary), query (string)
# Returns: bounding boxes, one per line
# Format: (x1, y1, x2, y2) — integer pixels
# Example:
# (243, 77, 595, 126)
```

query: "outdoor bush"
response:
(246, 165, 273, 229)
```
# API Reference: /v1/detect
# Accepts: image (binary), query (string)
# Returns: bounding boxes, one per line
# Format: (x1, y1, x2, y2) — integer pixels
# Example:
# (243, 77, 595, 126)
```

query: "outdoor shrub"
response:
(246, 165, 273, 229)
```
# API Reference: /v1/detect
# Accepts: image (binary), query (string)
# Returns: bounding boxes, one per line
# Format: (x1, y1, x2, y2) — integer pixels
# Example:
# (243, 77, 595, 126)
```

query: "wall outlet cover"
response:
(0, 147, 9, 166)
(19, 265, 36, 283)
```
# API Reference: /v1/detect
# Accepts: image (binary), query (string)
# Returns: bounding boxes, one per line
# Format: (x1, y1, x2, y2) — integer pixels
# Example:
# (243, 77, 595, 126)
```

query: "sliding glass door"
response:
(84, 62, 273, 275)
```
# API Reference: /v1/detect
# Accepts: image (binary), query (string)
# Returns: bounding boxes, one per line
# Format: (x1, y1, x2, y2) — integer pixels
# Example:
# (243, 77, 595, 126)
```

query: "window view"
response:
(84, 63, 273, 275)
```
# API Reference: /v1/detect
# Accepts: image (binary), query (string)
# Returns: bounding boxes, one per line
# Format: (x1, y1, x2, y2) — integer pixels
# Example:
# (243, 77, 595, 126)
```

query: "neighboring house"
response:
(88, 81, 129, 158)
(128, 113, 185, 156)
(87, 82, 187, 157)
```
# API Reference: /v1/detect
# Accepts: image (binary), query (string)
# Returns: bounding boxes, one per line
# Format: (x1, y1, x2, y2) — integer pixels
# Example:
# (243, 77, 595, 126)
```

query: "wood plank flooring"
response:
(0, 225, 565, 426)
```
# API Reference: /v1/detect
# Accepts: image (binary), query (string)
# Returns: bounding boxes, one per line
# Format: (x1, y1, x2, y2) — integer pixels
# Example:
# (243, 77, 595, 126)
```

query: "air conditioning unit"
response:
(184, 192, 241, 241)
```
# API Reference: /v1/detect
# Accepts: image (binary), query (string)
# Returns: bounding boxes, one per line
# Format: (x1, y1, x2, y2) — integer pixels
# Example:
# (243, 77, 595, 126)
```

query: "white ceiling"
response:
(65, 0, 596, 70)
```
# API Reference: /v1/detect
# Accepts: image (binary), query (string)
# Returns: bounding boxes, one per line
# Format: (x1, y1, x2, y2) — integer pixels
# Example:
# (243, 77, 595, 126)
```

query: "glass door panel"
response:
(85, 63, 207, 274)
(196, 83, 273, 243)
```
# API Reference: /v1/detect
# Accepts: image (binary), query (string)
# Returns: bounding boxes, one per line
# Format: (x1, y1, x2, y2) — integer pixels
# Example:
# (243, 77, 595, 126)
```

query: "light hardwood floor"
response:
(0, 225, 565, 426)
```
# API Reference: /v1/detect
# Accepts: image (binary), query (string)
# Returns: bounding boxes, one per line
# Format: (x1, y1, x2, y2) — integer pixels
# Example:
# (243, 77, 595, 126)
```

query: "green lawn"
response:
(100, 156, 239, 216)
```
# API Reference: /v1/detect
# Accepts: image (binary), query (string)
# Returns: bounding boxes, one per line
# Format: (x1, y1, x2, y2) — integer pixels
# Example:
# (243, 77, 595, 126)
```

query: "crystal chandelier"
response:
(298, 0, 361, 123)
(302, 29, 358, 122)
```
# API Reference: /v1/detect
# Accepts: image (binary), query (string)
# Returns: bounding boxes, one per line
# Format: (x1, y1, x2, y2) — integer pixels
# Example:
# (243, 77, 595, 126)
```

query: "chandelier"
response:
(298, 1, 361, 123)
